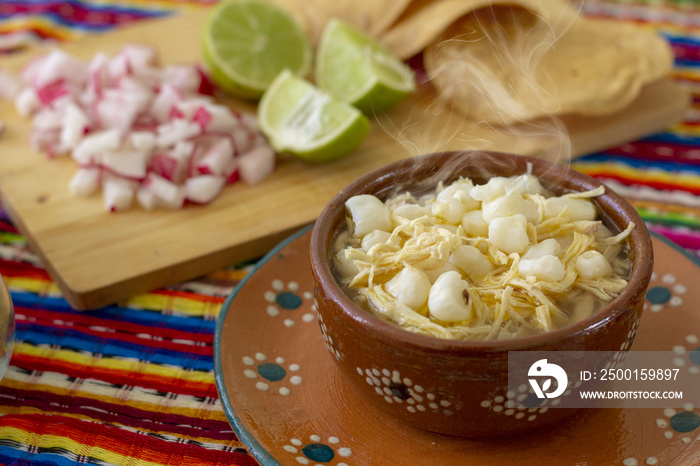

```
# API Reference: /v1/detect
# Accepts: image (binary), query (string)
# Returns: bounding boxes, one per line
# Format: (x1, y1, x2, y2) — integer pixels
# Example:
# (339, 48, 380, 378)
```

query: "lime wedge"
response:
(201, 0, 312, 99)
(258, 70, 370, 162)
(316, 19, 416, 113)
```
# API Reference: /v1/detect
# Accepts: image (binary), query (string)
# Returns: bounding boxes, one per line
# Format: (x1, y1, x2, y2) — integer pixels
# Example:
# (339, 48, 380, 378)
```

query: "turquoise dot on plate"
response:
(276, 291, 302, 310)
(689, 347, 700, 366)
(257, 363, 286, 382)
(646, 286, 672, 305)
(301, 443, 334, 462)
(670, 411, 700, 433)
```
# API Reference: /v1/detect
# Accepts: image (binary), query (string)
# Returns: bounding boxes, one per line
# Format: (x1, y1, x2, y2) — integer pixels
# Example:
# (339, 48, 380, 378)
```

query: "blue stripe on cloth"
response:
(640, 133, 700, 146)
(16, 326, 214, 370)
(675, 58, 700, 68)
(575, 153, 700, 174)
(10, 291, 217, 333)
(664, 34, 700, 48)
(0, 449, 84, 466)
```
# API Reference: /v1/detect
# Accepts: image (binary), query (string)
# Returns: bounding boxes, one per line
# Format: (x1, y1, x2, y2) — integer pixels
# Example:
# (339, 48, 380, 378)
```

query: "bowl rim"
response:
(310, 150, 654, 354)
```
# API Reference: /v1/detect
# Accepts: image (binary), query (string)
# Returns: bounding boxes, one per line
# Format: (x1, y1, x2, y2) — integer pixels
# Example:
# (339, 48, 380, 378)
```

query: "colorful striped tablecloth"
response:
(1, 1, 699, 465)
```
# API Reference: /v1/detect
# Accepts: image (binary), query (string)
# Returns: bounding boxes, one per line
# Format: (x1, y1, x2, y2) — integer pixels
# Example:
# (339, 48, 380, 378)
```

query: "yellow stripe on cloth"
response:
(125, 292, 223, 317)
(572, 162, 700, 190)
(4, 277, 62, 296)
(14, 343, 215, 383)
(0, 16, 81, 42)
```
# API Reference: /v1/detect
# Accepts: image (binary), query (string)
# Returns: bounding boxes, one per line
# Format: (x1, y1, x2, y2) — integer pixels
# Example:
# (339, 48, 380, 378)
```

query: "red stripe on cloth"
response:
(0, 258, 50, 280)
(0, 219, 20, 234)
(607, 141, 700, 166)
(10, 352, 218, 399)
(0, 2, 151, 26)
(16, 308, 214, 356)
(1, 388, 236, 441)
(673, 43, 700, 63)
(20, 308, 213, 342)
(0, 414, 257, 465)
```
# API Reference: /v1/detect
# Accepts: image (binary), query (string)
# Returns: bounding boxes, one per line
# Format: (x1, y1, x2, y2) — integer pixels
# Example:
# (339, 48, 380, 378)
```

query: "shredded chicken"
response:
(334, 174, 634, 341)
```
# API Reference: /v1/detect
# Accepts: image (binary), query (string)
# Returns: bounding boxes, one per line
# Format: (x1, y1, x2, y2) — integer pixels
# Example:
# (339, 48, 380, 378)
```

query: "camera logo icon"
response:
(528, 358, 568, 399)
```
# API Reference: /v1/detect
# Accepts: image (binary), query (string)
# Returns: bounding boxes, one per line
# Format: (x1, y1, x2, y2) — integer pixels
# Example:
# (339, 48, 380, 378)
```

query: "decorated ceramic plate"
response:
(214, 226, 700, 466)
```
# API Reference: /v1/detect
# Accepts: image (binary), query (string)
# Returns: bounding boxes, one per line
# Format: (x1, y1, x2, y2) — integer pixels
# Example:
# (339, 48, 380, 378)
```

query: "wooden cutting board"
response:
(0, 7, 690, 309)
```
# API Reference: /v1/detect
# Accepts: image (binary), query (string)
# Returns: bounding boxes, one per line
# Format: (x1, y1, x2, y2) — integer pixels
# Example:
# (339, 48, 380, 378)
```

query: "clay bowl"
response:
(310, 151, 653, 437)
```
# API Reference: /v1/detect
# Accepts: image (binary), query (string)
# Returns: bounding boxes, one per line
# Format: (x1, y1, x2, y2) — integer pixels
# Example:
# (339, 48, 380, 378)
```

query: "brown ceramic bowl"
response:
(310, 151, 653, 437)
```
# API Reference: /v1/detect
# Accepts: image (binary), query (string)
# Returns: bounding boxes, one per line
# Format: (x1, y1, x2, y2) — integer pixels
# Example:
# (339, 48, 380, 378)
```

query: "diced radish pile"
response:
(0, 44, 276, 211)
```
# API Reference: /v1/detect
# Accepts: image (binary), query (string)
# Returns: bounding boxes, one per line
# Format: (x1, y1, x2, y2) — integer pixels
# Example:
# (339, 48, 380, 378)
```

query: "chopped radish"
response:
(97, 88, 151, 133)
(102, 149, 149, 180)
(141, 172, 184, 209)
(240, 112, 260, 132)
(30, 127, 62, 156)
(83, 52, 109, 104)
(69, 167, 102, 197)
(193, 105, 212, 129)
(204, 105, 239, 133)
(162, 65, 201, 93)
(107, 54, 131, 83)
(156, 119, 201, 148)
(238, 145, 275, 186)
(136, 187, 158, 211)
(3, 45, 276, 211)
(120, 44, 158, 70)
(36, 79, 69, 107)
(150, 84, 182, 122)
(60, 102, 90, 150)
(167, 140, 195, 183)
(148, 153, 180, 181)
(129, 131, 156, 152)
(197, 138, 233, 175)
(29, 50, 87, 88)
(72, 128, 121, 164)
(231, 126, 255, 155)
(222, 156, 239, 184)
(195, 66, 215, 95)
(185, 175, 226, 204)
(32, 108, 64, 131)
(103, 176, 135, 211)
(14, 88, 39, 117)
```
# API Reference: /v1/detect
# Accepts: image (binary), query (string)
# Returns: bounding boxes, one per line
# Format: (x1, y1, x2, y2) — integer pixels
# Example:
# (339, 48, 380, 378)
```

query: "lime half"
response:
(202, 0, 312, 99)
(258, 70, 370, 162)
(316, 19, 416, 113)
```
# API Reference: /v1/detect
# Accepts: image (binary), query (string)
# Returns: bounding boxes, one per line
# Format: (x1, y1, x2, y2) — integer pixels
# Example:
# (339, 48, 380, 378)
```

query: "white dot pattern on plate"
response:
(283, 436, 352, 465)
(263, 279, 314, 327)
(645, 274, 687, 313)
(242, 352, 302, 394)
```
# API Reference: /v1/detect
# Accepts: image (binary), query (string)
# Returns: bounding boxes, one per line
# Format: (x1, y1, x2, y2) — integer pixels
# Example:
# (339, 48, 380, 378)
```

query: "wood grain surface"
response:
(0, 7, 690, 309)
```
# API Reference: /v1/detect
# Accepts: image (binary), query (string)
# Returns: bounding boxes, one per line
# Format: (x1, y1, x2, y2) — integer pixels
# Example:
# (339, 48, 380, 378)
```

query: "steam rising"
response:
(376, 1, 584, 166)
